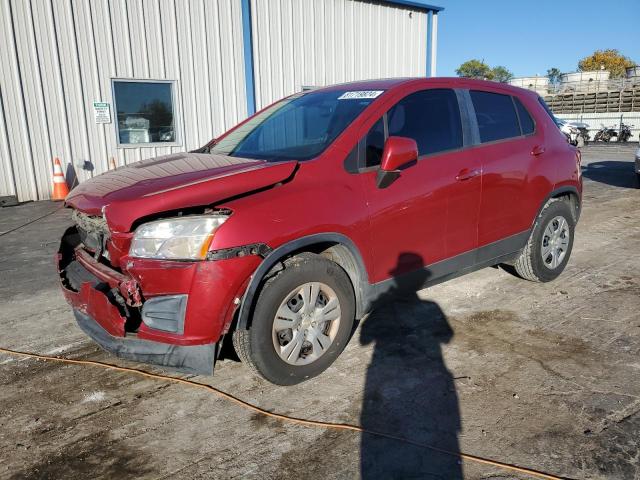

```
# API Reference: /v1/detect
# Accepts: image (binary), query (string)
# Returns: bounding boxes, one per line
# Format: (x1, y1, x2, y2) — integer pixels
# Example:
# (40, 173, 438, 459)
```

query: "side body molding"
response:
(236, 233, 371, 330)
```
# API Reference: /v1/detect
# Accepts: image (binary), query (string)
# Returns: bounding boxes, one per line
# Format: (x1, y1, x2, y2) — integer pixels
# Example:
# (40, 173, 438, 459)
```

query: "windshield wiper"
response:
(189, 140, 217, 154)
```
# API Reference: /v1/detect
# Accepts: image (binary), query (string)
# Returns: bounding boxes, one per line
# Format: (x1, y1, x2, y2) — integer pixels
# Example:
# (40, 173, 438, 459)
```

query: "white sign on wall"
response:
(93, 101, 111, 124)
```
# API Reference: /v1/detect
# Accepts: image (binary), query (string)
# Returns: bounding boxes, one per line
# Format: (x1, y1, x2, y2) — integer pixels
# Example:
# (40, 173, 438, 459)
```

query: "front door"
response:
(360, 88, 481, 285)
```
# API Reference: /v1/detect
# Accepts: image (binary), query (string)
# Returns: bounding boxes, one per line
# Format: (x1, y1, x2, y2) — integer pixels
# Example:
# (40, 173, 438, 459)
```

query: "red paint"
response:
(66, 156, 297, 233)
(59, 78, 581, 349)
(380, 136, 418, 171)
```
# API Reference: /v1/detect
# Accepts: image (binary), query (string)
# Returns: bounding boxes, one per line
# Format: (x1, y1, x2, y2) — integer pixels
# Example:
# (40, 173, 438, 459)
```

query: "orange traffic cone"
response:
(109, 156, 117, 170)
(52, 157, 69, 201)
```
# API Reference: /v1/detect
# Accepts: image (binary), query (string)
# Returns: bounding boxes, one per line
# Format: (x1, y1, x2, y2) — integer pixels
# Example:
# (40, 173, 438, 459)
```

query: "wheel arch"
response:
(236, 233, 371, 331)
(536, 186, 581, 224)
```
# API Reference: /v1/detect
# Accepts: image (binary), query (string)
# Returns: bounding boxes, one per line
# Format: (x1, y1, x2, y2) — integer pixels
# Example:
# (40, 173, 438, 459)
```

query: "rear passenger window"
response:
(388, 89, 462, 156)
(514, 97, 535, 135)
(470, 91, 520, 143)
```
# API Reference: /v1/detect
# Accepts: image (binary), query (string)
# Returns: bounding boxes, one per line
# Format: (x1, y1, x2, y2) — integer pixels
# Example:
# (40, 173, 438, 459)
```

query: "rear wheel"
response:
(513, 199, 575, 282)
(233, 253, 355, 385)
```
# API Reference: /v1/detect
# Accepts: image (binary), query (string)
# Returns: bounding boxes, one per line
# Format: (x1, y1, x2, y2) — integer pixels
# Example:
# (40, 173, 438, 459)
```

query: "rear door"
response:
(359, 88, 481, 284)
(468, 90, 537, 248)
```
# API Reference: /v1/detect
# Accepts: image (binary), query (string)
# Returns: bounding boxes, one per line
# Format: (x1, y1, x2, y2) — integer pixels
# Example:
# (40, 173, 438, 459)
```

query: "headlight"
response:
(130, 214, 228, 260)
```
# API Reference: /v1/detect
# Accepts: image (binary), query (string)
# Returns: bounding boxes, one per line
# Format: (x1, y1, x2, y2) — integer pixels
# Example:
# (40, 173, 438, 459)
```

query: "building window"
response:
(112, 80, 177, 145)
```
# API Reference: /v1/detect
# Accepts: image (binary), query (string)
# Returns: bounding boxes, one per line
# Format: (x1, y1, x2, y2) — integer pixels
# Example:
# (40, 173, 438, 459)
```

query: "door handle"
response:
(455, 169, 480, 181)
(531, 145, 546, 156)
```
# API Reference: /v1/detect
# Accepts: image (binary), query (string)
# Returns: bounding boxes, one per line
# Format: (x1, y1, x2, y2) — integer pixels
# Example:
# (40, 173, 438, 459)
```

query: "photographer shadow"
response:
(359, 252, 462, 479)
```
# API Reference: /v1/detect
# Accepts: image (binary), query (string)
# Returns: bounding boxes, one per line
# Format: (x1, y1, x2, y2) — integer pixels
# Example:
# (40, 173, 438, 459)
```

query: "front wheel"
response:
(233, 253, 355, 385)
(513, 199, 575, 282)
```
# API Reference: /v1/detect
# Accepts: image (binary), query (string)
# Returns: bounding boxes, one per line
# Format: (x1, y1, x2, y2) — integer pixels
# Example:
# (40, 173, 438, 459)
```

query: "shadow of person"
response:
(360, 253, 462, 479)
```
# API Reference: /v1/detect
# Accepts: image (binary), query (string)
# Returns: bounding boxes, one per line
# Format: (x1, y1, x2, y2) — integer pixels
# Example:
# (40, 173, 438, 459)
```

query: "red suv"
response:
(58, 78, 582, 385)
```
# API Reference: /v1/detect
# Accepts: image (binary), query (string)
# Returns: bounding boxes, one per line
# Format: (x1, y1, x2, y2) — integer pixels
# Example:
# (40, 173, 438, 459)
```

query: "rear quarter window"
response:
(513, 97, 535, 135)
(538, 96, 561, 128)
(470, 90, 520, 143)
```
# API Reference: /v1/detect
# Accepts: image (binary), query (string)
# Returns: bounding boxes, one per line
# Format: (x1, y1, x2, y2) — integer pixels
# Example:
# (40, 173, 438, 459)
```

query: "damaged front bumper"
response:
(73, 308, 217, 375)
(60, 255, 217, 375)
(57, 226, 261, 375)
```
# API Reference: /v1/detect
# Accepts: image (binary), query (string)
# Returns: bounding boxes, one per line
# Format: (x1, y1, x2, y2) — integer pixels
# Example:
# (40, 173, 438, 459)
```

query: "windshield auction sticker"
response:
(338, 90, 384, 100)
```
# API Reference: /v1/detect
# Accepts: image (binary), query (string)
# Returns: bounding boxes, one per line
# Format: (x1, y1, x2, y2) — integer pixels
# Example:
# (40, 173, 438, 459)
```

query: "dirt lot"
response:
(1, 145, 639, 480)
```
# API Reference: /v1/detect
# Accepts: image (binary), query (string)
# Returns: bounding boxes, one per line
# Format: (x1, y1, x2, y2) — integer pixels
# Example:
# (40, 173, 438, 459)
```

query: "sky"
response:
(433, 0, 640, 78)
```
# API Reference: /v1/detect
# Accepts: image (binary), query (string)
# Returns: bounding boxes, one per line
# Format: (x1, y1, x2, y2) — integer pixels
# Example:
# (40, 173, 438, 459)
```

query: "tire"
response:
(233, 253, 355, 385)
(513, 199, 575, 282)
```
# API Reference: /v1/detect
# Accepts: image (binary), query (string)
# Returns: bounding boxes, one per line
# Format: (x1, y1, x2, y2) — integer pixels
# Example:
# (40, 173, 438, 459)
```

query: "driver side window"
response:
(364, 117, 385, 167)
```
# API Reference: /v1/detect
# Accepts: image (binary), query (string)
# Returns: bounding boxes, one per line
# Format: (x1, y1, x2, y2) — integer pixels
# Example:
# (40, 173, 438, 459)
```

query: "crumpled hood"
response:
(66, 152, 297, 232)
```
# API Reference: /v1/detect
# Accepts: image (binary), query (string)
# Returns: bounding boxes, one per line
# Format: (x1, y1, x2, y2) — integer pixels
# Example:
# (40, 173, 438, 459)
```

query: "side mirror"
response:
(376, 136, 418, 189)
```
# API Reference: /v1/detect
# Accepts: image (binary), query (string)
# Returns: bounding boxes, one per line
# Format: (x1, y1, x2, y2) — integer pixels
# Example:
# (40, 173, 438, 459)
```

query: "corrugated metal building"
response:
(0, 0, 442, 202)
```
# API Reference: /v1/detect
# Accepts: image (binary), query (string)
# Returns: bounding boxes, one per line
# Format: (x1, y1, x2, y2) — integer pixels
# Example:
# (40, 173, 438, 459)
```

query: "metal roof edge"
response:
(384, 0, 444, 12)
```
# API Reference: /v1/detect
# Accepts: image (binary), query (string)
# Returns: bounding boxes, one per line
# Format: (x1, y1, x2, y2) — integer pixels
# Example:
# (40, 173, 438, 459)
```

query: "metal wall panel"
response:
(250, 0, 428, 109)
(0, 0, 246, 201)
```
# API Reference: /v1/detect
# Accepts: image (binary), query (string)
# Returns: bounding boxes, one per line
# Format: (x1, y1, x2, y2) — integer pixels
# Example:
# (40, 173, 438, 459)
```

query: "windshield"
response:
(211, 89, 384, 161)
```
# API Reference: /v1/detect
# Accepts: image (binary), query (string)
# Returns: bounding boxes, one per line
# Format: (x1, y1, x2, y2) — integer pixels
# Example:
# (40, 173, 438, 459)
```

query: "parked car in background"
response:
(557, 119, 579, 145)
(57, 78, 582, 385)
(571, 122, 590, 146)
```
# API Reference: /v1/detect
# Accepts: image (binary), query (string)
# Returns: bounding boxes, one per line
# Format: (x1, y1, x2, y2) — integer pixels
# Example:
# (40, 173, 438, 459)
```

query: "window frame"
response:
(353, 88, 468, 172)
(111, 78, 182, 148)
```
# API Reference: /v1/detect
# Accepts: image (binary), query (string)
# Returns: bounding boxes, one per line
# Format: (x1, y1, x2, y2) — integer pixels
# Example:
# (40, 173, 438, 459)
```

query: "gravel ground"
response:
(0, 145, 639, 480)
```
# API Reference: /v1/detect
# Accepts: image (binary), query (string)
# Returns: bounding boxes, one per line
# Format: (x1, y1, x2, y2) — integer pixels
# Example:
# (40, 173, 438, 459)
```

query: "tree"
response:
(491, 66, 513, 83)
(456, 59, 494, 80)
(547, 67, 562, 85)
(578, 49, 635, 78)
